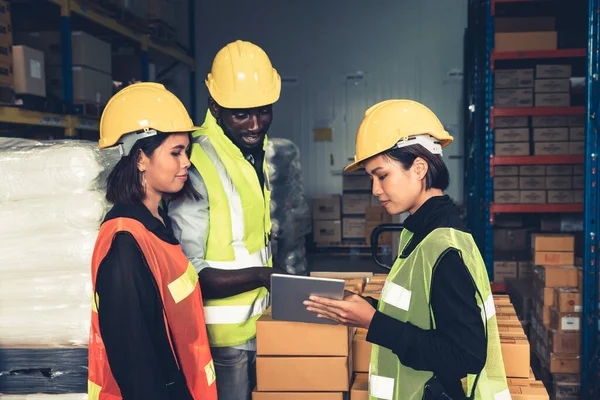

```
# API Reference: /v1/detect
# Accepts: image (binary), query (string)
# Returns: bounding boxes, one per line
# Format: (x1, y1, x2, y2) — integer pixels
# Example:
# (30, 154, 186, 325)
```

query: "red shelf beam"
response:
(490, 203, 584, 214)
(492, 48, 586, 62)
(492, 106, 585, 118)
(490, 283, 506, 294)
(491, 155, 584, 166)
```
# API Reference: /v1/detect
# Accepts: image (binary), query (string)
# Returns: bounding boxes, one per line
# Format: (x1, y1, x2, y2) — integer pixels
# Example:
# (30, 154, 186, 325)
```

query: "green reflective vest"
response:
(369, 228, 510, 400)
(189, 110, 272, 348)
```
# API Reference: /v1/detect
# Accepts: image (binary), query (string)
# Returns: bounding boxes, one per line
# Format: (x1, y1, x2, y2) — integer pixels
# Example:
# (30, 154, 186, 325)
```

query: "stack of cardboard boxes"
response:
(312, 195, 342, 244)
(494, 114, 585, 205)
(365, 206, 392, 246)
(341, 173, 372, 242)
(529, 234, 581, 399)
(0, 0, 12, 98)
(494, 16, 557, 53)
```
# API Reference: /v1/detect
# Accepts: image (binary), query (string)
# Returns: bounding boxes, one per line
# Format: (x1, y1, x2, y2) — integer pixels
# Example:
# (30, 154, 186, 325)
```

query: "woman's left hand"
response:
(304, 294, 376, 329)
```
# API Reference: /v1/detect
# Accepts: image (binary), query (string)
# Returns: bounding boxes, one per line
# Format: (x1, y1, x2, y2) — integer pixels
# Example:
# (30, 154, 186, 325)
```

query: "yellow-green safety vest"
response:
(369, 228, 510, 400)
(189, 109, 272, 348)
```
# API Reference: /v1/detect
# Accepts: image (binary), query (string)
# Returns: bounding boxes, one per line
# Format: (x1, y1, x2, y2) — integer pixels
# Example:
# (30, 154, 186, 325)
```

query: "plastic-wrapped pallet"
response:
(265, 138, 311, 275)
(0, 138, 117, 395)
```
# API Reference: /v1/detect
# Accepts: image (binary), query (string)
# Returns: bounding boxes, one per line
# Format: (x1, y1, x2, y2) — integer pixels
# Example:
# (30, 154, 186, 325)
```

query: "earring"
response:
(141, 171, 146, 188)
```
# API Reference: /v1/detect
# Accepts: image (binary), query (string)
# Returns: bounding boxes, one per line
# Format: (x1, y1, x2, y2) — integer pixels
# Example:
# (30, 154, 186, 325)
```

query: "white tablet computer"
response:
(270, 274, 345, 325)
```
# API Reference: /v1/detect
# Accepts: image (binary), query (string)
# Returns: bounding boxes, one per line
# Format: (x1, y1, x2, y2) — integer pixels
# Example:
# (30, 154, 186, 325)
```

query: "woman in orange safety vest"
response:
(88, 82, 217, 400)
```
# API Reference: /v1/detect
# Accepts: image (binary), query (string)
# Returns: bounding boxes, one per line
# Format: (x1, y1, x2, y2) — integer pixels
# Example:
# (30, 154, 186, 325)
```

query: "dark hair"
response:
(105, 132, 201, 205)
(383, 144, 450, 191)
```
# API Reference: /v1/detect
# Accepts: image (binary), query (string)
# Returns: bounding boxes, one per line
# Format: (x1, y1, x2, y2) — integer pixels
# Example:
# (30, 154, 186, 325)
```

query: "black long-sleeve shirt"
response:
(366, 195, 487, 399)
(95, 203, 192, 400)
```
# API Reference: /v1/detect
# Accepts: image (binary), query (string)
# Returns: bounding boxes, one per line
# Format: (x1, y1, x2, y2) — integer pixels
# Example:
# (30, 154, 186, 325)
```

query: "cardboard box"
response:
(343, 174, 371, 191)
(343, 194, 371, 215)
(520, 190, 546, 204)
(519, 176, 545, 190)
(352, 333, 371, 373)
(535, 265, 578, 288)
(574, 190, 584, 203)
(519, 165, 546, 176)
(494, 229, 529, 252)
(573, 175, 584, 189)
(495, 166, 519, 176)
(536, 65, 572, 79)
(343, 218, 366, 239)
(256, 313, 351, 356)
(495, 31, 557, 52)
(500, 336, 530, 378)
(573, 164, 584, 175)
(256, 356, 350, 392)
(509, 386, 550, 400)
(495, 142, 530, 156)
(569, 115, 585, 127)
(534, 78, 570, 93)
(0, 21, 11, 45)
(494, 89, 534, 108)
(536, 93, 570, 107)
(549, 330, 581, 354)
(365, 206, 391, 223)
(553, 381, 580, 399)
(533, 127, 569, 142)
(532, 234, 575, 252)
(569, 126, 585, 141)
(532, 115, 568, 127)
(550, 308, 581, 332)
(365, 221, 391, 245)
(545, 165, 572, 176)
(545, 176, 573, 190)
(495, 127, 529, 142)
(495, 116, 529, 128)
(495, 69, 534, 88)
(534, 142, 569, 156)
(313, 195, 341, 220)
(350, 377, 368, 400)
(550, 354, 580, 374)
(493, 294, 512, 305)
(494, 261, 518, 283)
(495, 176, 519, 190)
(0, 40, 11, 64)
(0, 60, 11, 86)
(314, 220, 342, 243)
(518, 261, 534, 280)
(569, 141, 584, 155)
(534, 303, 551, 326)
(548, 190, 575, 204)
(494, 190, 520, 204)
(253, 393, 343, 400)
(495, 17, 555, 32)
(47, 65, 113, 104)
(12, 45, 45, 97)
(0, 1, 10, 23)
(534, 251, 575, 266)
(536, 286, 555, 308)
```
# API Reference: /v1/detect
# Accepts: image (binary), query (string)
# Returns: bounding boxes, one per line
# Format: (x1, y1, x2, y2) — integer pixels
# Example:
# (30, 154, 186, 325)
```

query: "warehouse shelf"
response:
(0, 107, 68, 128)
(491, 106, 586, 118)
(492, 48, 587, 62)
(491, 155, 584, 165)
(490, 203, 584, 214)
(491, 0, 553, 15)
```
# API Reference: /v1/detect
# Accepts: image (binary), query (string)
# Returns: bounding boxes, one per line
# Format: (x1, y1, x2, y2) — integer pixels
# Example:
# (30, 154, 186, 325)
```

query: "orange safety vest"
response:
(88, 217, 218, 400)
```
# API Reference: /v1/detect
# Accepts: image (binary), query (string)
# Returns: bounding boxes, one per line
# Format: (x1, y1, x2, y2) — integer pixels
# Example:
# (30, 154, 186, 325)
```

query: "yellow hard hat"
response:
(206, 40, 281, 109)
(344, 100, 454, 172)
(98, 82, 200, 155)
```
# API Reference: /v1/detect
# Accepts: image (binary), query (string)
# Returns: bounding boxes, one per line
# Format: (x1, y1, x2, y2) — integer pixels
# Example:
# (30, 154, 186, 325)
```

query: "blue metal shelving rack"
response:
(466, 0, 600, 396)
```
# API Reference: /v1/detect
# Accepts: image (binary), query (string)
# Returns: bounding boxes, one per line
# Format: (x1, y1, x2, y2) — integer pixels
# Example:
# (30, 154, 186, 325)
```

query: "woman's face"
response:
(364, 153, 427, 215)
(138, 133, 191, 197)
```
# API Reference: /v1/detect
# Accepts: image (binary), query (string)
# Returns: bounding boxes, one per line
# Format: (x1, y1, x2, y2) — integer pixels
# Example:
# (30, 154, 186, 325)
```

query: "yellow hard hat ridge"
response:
(344, 100, 454, 172)
(206, 40, 281, 109)
(98, 82, 200, 153)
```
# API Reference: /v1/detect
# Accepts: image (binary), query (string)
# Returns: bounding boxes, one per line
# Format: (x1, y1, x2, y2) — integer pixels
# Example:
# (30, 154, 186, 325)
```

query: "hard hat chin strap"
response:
(394, 134, 443, 156)
(117, 128, 160, 157)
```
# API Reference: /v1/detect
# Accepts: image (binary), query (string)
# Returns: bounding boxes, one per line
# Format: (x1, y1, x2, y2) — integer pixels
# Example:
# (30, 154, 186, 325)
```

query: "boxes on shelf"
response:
(495, 69, 534, 88)
(495, 142, 530, 156)
(494, 88, 534, 108)
(520, 165, 546, 176)
(365, 206, 392, 245)
(313, 220, 342, 244)
(536, 65, 572, 79)
(495, 17, 555, 33)
(547, 190, 575, 204)
(495, 166, 520, 176)
(520, 176, 545, 190)
(535, 93, 570, 107)
(313, 195, 341, 220)
(532, 115, 569, 127)
(495, 127, 530, 142)
(495, 116, 529, 128)
(532, 127, 569, 142)
(343, 217, 366, 240)
(12, 45, 45, 97)
(494, 261, 518, 283)
(534, 142, 570, 156)
(47, 65, 113, 105)
(494, 31, 558, 52)
(534, 78, 570, 93)
(343, 174, 371, 191)
(342, 193, 371, 215)
(520, 190, 546, 204)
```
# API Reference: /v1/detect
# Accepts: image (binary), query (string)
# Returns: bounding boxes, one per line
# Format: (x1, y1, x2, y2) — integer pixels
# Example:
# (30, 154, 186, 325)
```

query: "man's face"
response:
(211, 100, 274, 150)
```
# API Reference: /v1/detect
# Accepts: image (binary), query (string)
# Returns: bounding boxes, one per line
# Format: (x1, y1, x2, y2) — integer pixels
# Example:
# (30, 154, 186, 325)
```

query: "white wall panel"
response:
(195, 0, 467, 202)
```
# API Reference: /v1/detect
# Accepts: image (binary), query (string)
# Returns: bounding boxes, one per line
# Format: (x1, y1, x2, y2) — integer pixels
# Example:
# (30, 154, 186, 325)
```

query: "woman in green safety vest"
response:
(305, 100, 510, 400)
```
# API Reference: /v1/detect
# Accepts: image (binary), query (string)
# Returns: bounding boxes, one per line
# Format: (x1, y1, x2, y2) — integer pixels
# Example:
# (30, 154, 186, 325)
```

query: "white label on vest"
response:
(494, 388, 512, 400)
(369, 375, 395, 400)
(381, 281, 411, 311)
(482, 294, 496, 320)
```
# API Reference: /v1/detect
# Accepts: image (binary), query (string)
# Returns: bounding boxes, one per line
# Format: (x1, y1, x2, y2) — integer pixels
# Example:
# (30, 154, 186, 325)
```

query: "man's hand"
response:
(304, 294, 376, 329)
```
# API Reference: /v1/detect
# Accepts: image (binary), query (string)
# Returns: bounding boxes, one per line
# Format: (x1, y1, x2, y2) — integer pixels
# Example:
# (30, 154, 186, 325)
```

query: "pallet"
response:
(148, 20, 177, 45)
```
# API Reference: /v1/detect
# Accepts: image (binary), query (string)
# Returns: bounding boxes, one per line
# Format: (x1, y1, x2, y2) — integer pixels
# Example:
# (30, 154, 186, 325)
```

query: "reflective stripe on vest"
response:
(369, 228, 510, 400)
(190, 110, 272, 347)
(88, 218, 217, 400)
